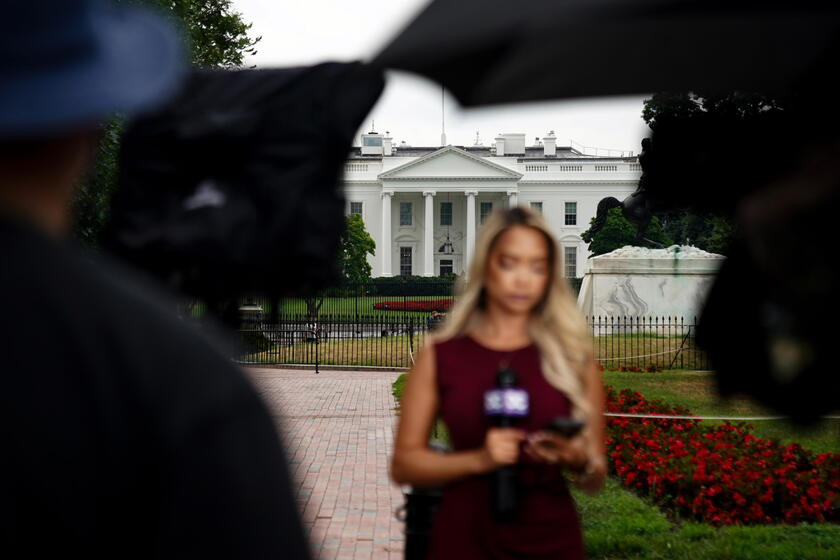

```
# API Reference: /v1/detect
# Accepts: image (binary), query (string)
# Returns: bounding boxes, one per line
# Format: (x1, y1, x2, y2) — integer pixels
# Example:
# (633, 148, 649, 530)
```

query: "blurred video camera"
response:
(106, 62, 384, 305)
(639, 90, 840, 422)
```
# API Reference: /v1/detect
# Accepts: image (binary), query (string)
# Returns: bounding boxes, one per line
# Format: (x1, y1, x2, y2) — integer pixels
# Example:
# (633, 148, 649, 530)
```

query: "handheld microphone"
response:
(484, 366, 529, 522)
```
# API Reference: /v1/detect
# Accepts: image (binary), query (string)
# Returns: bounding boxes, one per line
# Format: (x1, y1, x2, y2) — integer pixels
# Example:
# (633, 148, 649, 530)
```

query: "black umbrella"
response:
(374, 0, 840, 106)
(377, 0, 840, 421)
(107, 62, 384, 303)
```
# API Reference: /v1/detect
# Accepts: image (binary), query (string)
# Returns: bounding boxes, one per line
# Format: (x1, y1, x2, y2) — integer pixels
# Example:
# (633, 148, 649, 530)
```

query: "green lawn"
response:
(593, 334, 708, 370)
(575, 480, 840, 560)
(244, 334, 423, 367)
(242, 332, 712, 370)
(392, 372, 840, 559)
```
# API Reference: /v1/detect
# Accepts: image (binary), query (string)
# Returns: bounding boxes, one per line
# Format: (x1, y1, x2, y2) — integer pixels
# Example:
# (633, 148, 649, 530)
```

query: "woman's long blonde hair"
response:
(433, 206, 595, 422)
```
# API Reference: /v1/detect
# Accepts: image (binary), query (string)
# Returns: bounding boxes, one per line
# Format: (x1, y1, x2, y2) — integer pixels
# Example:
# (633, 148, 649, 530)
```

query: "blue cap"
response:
(0, 0, 185, 138)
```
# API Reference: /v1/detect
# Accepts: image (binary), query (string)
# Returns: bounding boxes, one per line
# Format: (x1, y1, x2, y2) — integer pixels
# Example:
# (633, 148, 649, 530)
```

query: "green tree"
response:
(581, 207, 672, 257)
(659, 209, 704, 247)
(641, 92, 703, 130)
(642, 91, 781, 131)
(339, 213, 376, 282)
(696, 215, 733, 255)
(132, 0, 261, 68)
(638, 91, 772, 256)
(74, 0, 261, 246)
(657, 209, 734, 255)
(74, 121, 122, 245)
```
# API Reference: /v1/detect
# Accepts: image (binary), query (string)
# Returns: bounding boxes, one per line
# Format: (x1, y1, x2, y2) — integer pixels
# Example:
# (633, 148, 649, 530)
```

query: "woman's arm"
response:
(390, 341, 524, 487)
(578, 359, 607, 494)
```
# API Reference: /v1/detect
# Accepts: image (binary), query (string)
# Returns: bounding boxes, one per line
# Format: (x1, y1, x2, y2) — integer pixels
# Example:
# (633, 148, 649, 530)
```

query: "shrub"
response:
(240, 329, 273, 354)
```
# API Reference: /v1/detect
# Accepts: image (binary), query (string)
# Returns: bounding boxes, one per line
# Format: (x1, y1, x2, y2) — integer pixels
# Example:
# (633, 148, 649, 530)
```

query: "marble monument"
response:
(576, 245, 725, 323)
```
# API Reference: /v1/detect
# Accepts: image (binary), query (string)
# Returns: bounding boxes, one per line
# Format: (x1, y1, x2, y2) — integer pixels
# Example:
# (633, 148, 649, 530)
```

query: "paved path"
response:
(246, 368, 406, 560)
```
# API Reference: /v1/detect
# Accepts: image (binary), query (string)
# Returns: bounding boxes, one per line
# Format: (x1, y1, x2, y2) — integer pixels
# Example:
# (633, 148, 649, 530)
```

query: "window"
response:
(400, 202, 412, 226)
(363, 137, 382, 147)
(440, 202, 452, 226)
(530, 201, 543, 214)
(564, 246, 577, 278)
(565, 202, 577, 225)
(400, 247, 412, 276)
(349, 201, 363, 215)
(439, 259, 453, 276)
(480, 202, 493, 224)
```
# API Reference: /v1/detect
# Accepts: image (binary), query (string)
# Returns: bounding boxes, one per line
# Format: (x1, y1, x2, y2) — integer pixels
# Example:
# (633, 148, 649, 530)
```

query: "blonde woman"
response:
(391, 206, 606, 559)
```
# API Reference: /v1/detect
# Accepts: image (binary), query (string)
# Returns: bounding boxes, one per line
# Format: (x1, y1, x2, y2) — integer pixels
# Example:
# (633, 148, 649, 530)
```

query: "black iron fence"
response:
(590, 316, 709, 371)
(237, 313, 432, 371)
(235, 313, 708, 371)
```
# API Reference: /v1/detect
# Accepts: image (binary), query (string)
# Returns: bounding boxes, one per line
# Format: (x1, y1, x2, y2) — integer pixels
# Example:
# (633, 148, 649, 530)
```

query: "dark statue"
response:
(588, 139, 662, 247)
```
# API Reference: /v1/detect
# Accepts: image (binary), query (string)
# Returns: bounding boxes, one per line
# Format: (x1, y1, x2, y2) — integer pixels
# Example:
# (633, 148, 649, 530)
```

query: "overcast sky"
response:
(234, 0, 651, 153)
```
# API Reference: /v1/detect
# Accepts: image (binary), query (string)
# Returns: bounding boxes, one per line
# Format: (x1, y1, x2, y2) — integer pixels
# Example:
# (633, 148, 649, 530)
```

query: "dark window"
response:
(439, 259, 453, 276)
(565, 202, 577, 225)
(363, 136, 382, 147)
(400, 202, 412, 226)
(530, 201, 543, 214)
(564, 246, 577, 278)
(440, 202, 452, 226)
(400, 247, 412, 276)
(350, 201, 363, 215)
(480, 201, 493, 224)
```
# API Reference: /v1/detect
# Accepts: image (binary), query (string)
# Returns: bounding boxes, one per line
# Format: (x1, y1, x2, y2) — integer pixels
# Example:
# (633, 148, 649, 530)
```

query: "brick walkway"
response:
(246, 368, 406, 560)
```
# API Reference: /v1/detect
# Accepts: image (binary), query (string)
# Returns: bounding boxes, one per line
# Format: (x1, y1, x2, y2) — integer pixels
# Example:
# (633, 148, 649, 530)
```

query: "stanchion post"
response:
(315, 322, 320, 374)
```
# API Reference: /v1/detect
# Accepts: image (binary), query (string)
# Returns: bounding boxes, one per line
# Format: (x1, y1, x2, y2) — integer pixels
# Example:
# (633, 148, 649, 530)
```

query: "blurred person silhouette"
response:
(427, 310, 442, 331)
(391, 206, 607, 559)
(0, 1, 310, 558)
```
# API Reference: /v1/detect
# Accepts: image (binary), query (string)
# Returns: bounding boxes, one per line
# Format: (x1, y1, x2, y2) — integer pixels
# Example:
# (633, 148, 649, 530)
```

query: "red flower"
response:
(603, 386, 839, 525)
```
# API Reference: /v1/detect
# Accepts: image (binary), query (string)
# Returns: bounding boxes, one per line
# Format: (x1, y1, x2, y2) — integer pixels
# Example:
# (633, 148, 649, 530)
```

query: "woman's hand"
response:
(577, 457, 607, 495)
(479, 428, 526, 471)
(524, 432, 587, 470)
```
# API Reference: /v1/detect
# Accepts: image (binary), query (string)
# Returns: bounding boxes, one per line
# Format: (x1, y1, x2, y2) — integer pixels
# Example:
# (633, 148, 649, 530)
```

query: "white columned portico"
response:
(465, 190, 478, 272)
(507, 189, 518, 208)
(423, 191, 435, 276)
(380, 191, 393, 276)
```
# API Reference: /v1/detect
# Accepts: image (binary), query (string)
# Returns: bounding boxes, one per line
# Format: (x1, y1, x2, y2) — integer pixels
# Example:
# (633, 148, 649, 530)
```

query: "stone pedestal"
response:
(577, 245, 725, 322)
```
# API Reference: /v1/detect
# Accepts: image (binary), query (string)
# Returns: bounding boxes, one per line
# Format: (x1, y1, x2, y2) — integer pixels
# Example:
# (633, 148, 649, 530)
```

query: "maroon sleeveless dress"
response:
(428, 335, 585, 560)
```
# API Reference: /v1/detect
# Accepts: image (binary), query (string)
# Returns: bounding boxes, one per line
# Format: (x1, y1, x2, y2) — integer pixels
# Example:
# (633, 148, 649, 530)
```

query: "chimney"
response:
(500, 133, 525, 155)
(543, 130, 557, 157)
(495, 135, 505, 156)
(383, 131, 393, 156)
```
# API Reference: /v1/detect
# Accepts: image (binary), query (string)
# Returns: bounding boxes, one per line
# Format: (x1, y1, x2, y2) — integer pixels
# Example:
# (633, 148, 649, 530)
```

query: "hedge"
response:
(372, 299, 454, 312)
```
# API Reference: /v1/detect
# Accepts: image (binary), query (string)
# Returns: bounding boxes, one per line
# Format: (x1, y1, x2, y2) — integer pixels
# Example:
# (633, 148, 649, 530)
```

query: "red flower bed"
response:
(373, 299, 453, 312)
(605, 387, 840, 525)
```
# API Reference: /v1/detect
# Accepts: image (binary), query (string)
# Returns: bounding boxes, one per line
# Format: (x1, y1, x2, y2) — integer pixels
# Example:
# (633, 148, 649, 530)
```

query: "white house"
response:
(342, 131, 641, 278)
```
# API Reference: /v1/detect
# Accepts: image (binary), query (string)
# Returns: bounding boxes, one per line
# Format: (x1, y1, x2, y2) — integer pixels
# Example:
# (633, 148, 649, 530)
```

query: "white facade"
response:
(342, 133, 641, 278)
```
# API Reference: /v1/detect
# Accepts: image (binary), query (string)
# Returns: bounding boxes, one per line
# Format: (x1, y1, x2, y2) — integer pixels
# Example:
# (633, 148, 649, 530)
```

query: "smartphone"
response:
(545, 417, 584, 438)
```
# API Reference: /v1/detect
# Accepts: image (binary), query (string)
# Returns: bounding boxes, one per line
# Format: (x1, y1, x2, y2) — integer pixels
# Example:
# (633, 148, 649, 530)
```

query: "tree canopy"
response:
(74, 0, 260, 246)
(642, 91, 783, 131)
(133, 0, 260, 67)
(637, 91, 768, 256)
(658, 210, 733, 255)
(581, 208, 672, 257)
(338, 213, 376, 282)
